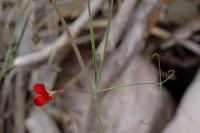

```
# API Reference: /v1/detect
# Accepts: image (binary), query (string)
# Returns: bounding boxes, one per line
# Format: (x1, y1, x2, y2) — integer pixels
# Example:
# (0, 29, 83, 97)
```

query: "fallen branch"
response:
(161, 17, 200, 55)
(101, 0, 161, 86)
(14, 71, 27, 133)
(177, 39, 200, 56)
(14, 0, 106, 67)
(97, 0, 138, 54)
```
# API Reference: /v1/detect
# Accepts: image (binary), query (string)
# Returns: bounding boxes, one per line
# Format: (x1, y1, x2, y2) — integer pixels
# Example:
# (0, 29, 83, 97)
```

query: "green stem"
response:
(0, 8, 31, 82)
(92, 93, 105, 133)
(88, 0, 98, 87)
(51, 0, 93, 90)
(97, 82, 160, 93)
(97, 0, 114, 89)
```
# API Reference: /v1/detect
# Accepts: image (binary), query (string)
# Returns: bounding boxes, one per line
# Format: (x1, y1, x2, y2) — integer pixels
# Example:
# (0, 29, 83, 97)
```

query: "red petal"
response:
(33, 95, 52, 106)
(34, 83, 49, 96)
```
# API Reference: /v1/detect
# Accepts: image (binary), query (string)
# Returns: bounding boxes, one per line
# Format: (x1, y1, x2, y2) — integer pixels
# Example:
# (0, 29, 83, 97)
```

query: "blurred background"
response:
(0, 0, 200, 133)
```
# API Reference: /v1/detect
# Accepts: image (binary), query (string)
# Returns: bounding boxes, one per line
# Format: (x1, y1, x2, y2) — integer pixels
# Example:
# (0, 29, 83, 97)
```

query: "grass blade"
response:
(50, 0, 93, 90)
(97, 0, 114, 89)
(0, 9, 31, 82)
(87, 0, 98, 87)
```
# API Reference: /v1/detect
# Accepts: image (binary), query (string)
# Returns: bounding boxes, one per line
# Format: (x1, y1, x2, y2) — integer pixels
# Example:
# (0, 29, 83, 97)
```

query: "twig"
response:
(13, 0, 106, 67)
(150, 26, 171, 39)
(161, 17, 200, 55)
(0, 69, 17, 133)
(14, 71, 27, 133)
(101, 0, 161, 86)
(97, 0, 138, 54)
(177, 40, 200, 56)
(1, 69, 18, 110)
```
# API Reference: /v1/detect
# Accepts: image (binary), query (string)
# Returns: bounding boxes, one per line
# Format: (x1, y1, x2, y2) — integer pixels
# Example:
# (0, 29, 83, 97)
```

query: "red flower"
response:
(33, 83, 53, 106)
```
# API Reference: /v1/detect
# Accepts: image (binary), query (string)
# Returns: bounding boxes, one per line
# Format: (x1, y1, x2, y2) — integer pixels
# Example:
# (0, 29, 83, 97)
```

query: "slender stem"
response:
(51, 0, 93, 90)
(92, 93, 105, 133)
(65, 88, 92, 94)
(97, 0, 114, 89)
(92, 1, 114, 132)
(88, 0, 98, 87)
(141, 53, 164, 124)
(97, 82, 160, 93)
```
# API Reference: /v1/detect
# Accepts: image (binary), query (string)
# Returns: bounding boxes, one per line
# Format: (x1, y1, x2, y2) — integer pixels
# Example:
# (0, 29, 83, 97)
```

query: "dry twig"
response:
(101, 0, 161, 86)
(14, 71, 27, 133)
(161, 17, 200, 55)
(97, 0, 138, 54)
(14, 0, 106, 67)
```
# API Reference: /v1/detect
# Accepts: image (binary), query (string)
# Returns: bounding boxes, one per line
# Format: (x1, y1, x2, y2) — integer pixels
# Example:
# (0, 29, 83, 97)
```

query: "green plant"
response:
(0, 8, 31, 82)
(49, 1, 175, 133)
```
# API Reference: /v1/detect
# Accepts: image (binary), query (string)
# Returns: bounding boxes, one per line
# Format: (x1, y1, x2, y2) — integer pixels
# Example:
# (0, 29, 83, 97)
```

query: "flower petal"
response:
(34, 83, 49, 96)
(33, 95, 52, 106)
